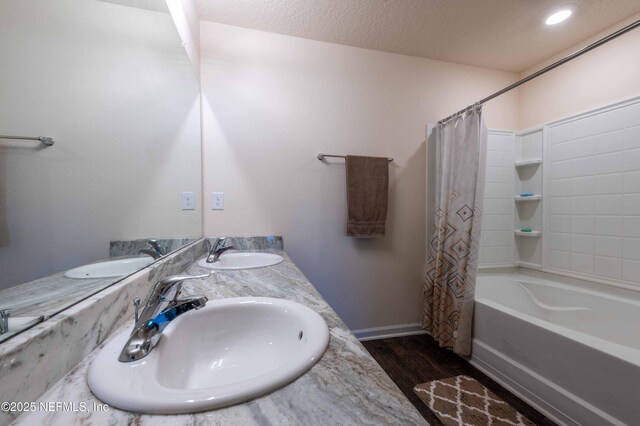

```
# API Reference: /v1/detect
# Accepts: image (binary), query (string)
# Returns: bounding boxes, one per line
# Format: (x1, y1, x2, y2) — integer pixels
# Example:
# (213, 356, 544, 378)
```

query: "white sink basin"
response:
(197, 252, 283, 270)
(87, 297, 329, 414)
(64, 257, 154, 279)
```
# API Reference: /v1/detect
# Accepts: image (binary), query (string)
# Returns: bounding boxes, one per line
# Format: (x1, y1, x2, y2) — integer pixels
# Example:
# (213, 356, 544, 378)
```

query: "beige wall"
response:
(0, 0, 201, 289)
(519, 13, 640, 129)
(200, 22, 518, 330)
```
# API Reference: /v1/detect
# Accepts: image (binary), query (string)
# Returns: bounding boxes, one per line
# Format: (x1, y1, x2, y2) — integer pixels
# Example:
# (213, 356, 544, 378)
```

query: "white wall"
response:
(200, 22, 519, 330)
(0, 0, 201, 289)
(519, 13, 640, 129)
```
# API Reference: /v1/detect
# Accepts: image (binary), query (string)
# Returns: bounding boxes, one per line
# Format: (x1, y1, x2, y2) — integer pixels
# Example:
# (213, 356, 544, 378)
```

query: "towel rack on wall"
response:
(0, 135, 55, 146)
(317, 153, 393, 163)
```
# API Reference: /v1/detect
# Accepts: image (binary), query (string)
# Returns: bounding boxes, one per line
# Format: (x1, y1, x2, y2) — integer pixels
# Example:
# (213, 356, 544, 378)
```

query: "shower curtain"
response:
(423, 106, 487, 356)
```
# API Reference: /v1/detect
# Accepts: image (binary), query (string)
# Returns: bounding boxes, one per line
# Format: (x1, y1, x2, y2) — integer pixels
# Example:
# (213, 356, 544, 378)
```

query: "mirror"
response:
(0, 0, 202, 341)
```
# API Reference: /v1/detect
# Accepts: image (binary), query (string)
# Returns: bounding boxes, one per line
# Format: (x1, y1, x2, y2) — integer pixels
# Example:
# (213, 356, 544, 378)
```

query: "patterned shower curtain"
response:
(423, 106, 487, 356)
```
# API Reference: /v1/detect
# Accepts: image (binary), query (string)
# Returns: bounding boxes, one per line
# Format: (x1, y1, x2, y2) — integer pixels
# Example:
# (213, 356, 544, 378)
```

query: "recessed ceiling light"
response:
(545, 8, 573, 26)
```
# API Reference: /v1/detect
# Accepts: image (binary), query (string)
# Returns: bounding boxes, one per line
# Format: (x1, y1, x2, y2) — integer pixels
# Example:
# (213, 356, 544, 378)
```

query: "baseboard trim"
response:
(352, 323, 427, 341)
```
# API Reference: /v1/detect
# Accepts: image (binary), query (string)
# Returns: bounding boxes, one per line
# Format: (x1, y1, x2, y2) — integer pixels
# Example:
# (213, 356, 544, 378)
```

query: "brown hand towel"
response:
(345, 155, 389, 238)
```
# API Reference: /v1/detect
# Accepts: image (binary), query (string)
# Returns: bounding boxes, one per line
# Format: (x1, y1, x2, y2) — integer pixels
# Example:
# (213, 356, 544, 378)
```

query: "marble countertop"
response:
(13, 250, 427, 426)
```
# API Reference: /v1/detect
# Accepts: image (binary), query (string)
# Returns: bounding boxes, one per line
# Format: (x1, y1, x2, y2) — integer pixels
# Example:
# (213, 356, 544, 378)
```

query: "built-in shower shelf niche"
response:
(514, 230, 541, 237)
(514, 195, 541, 201)
(515, 159, 542, 168)
(513, 127, 544, 270)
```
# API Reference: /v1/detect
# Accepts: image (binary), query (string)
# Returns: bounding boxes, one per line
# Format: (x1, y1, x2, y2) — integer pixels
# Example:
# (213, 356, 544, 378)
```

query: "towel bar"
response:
(0, 135, 55, 146)
(317, 153, 393, 163)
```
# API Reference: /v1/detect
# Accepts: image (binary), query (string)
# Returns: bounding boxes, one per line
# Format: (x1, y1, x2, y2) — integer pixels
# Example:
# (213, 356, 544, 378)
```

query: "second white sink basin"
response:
(87, 297, 329, 414)
(197, 252, 283, 270)
(64, 257, 154, 279)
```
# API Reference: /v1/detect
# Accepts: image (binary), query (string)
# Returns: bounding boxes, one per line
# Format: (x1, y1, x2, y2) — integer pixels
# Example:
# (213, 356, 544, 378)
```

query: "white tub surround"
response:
(478, 95, 640, 288)
(12, 239, 425, 425)
(472, 271, 640, 426)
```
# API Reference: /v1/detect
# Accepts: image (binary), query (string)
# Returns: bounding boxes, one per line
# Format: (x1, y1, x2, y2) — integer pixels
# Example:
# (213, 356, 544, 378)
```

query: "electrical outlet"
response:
(181, 191, 195, 210)
(212, 192, 224, 210)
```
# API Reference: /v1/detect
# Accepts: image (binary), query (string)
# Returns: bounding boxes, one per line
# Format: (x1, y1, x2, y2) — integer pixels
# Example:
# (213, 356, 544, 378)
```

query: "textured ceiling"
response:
(193, 0, 640, 72)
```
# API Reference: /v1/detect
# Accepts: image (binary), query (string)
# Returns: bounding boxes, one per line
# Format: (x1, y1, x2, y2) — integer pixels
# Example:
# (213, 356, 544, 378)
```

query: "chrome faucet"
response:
(0, 309, 10, 335)
(138, 239, 164, 260)
(118, 273, 210, 362)
(206, 237, 234, 263)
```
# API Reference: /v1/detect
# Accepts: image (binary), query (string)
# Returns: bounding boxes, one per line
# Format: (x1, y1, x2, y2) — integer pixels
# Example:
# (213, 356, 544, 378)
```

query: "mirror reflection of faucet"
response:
(0, 309, 10, 335)
(138, 239, 164, 260)
(118, 273, 211, 362)
(0, 310, 39, 335)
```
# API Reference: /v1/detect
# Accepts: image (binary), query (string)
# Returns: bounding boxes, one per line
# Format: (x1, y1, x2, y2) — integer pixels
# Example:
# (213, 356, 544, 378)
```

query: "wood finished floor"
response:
(362, 334, 556, 426)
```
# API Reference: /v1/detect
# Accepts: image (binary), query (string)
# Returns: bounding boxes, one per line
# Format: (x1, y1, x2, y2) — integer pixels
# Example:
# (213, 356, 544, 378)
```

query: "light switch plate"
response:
(212, 192, 224, 210)
(181, 192, 195, 210)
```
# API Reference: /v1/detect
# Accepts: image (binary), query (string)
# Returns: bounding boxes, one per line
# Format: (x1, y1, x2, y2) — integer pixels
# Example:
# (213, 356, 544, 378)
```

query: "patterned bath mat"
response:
(414, 375, 535, 426)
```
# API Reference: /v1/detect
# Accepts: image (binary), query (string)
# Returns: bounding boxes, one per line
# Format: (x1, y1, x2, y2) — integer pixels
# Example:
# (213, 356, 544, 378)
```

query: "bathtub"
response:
(472, 271, 640, 426)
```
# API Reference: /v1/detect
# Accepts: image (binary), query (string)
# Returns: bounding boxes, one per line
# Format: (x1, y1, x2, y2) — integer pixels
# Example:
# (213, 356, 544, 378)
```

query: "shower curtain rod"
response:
(437, 18, 640, 124)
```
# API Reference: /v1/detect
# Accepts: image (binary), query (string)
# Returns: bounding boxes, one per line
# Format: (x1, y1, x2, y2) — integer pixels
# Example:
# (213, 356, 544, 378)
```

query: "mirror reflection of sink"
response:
(64, 257, 154, 279)
(197, 252, 283, 270)
(88, 297, 329, 414)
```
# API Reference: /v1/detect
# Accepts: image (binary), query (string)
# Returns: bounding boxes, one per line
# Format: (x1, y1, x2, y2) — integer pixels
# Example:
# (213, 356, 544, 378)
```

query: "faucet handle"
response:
(207, 237, 234, 263)
(155, 273, 211, 301)
(157, 273, 211, 288)
(211, 237, 229, 251)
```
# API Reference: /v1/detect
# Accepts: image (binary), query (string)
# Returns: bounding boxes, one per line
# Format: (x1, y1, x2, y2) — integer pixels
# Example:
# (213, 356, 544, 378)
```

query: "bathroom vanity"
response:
(3, 238, 425, 425)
